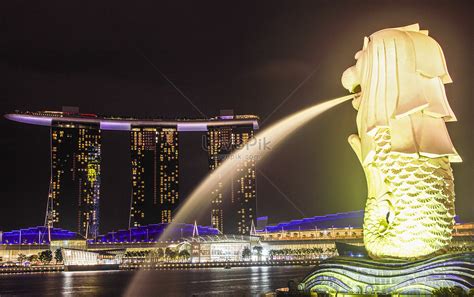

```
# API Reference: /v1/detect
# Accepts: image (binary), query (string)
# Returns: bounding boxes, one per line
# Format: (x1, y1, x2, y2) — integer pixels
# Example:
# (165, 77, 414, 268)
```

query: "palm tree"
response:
(242, 246, 251, 261)
(147, 250, 156, 262)
(17, 254, 27, 264)
(28, 254, 39, 264)
(278, 249, 284, 260)
(54, 248, 63, 264)
(325, 247, 337, 256)
(165, 248, 179, 261)
(253, 245, 263, 261)
(178, 250, 191, 262)
(157, 248, 164, 259)
(169, 250, 178, 261)
(273, 249, 281, 260)
(38, 250, 52, 265)
(281, 249, 289, 260)
(269, 249, 278, 260)
(164, 247, 174, 261)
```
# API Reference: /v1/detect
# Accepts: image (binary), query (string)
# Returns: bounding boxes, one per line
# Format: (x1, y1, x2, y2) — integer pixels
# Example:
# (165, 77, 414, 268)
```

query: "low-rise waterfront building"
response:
(185, 235, 260, 262)
(257, 211, 474, 259)
(1, 211, 473, 266)
(0, 226, 85, 263)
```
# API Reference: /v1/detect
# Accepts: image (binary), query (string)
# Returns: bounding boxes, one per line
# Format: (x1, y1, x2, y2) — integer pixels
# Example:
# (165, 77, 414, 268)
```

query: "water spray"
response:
(125, 92, 357, 296)
(164, 93, 357, 237)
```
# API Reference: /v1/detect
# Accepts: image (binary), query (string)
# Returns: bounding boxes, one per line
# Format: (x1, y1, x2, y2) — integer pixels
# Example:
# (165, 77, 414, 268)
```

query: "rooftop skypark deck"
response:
(5, 110, 260, 131)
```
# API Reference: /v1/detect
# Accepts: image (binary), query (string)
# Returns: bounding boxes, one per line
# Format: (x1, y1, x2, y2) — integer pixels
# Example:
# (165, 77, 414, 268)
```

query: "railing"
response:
(121, 259, 320, 270)
(0, 265, 64, 274)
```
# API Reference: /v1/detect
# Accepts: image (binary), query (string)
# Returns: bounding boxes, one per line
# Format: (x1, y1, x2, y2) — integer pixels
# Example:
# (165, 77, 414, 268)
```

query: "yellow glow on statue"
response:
(342, 24, 461, 260)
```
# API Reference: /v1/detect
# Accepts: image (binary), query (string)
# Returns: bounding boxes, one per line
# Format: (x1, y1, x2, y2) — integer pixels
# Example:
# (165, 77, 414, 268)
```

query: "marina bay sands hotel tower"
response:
(129, 127, 179, 227)
(208, 110, 257, 235)
(49, 114, 101, 239)
(5, 108, 258, 237)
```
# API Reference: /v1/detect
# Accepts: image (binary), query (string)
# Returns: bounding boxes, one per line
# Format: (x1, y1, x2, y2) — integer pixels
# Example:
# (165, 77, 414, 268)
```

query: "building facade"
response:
(129, 126, 179, 227)
(48, 121, 101, 239)
(6, 109, 259, 237)
(256, 212, 474, 260)
(207, 122, 257, 235)
(188, 235, 260, 262)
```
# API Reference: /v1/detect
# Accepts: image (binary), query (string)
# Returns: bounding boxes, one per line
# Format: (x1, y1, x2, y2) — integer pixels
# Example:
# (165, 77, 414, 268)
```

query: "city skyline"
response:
(1, 2, 473, 296)
(5, 109, 259, 235)
(1, 1, 472, 235)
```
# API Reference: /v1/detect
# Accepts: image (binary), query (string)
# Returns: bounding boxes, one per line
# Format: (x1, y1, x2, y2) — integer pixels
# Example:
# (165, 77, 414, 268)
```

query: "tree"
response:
(17, 253, 27, 264)
(164, 247, 178, 261)
(28, 254, 39, 263)
(148, 248, 164, 262)
(164, 247, 173, 260)
(253, 246, 263, 261)
(54, 248, 63, 264)
(242, 247, 251, 261)
(282, 248, 289, 260)
(38, 250, 53, 264)
(179, 250, 191, 261)
(169, 250, 178, 261)
(325, 247, 337, 256)
(157, 248, 164, 259)
(148, 250, 158, 262)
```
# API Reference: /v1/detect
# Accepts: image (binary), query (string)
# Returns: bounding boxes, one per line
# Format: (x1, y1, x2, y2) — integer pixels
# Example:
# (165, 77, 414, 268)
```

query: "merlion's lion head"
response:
(341, 23, 461, 165)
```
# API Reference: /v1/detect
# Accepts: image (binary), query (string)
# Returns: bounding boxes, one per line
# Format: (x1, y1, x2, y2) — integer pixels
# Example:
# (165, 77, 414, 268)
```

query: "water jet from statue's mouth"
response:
(158, 92, 357, 240)
(123, 92, 357, 296)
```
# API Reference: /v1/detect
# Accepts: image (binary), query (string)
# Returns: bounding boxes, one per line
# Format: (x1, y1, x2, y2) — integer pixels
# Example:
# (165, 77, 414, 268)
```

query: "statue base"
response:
(297, 252, 474, 295)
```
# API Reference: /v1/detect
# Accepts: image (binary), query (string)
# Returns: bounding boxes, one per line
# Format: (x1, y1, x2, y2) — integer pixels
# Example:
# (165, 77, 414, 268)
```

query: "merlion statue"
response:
(341, 24, 462, 260)
(298, 25, 472, 294)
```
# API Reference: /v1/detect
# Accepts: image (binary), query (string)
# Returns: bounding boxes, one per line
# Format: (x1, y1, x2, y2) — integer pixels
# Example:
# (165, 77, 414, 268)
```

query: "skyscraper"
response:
(207, 119, 257, 235)
(76, 126, 101, 238)
(232, 125, 257, 235)
(158, 128, 179, 223)
(208, 126, 232, 233)
(48, 121, 101, 238)
(129, 126, 179, 227)
(6, 109, 258, 236)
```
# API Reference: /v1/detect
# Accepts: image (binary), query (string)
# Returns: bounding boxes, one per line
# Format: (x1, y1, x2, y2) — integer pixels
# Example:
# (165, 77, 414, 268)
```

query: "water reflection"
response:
(62, 271, 73, 295)
(127, 266, 313, 296)
(0, 267, 312, 297)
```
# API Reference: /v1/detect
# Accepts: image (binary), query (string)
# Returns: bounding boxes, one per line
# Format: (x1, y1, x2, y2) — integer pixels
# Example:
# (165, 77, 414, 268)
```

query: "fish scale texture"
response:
(363, 128, 455, 259)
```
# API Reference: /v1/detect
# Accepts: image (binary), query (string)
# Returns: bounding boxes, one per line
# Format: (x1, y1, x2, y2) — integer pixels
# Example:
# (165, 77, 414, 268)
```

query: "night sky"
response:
(1, 1, 472, 233)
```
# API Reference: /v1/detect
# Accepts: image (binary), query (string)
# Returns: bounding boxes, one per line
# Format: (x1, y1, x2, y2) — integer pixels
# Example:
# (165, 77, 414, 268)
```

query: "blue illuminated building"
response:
(258, 210, 461, 233)
(93, 223, 219, 243)
(259, 211, 365, 232)
(0, 226, 83, 244)
(1, 223, 218, 245)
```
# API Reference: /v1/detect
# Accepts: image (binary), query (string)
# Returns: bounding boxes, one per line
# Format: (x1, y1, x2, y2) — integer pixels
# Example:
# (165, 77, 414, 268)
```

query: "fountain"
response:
(125, 24, 473, 296)
(124, 94, 356, 296)
(297, 24, 473, 295)
(158, 94, 356, 241)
